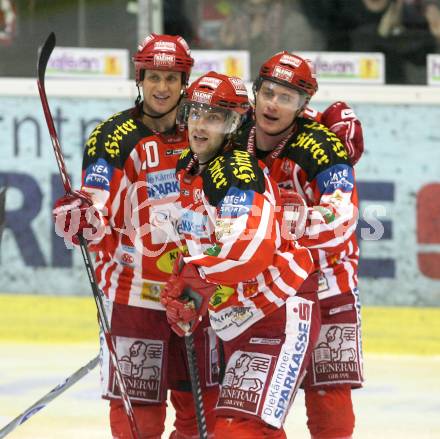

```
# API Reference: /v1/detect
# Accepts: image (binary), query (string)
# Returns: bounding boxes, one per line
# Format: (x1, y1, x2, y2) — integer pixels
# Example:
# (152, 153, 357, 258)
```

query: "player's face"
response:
(188, 106, 228, 162)
(142, 69, 183, 116)
(255, 80, 304, 134)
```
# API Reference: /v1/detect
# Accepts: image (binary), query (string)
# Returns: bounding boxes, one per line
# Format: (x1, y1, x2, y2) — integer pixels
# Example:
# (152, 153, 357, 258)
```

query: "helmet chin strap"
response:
(136, 84, 184, 119)
(264, 117, 296, 137)
(189, 138, 229, 170)
(253, 83, 309, 138)
(141, 103, 179, 119)
(260, 106, 304, 137)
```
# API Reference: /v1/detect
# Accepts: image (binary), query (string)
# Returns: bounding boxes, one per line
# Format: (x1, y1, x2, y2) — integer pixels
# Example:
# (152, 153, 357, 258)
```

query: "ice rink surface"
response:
(1, 343, 439, 438)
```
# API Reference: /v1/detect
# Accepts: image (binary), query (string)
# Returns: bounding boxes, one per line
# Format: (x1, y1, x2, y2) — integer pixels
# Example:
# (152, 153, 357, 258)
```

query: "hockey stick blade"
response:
(37, 32, 72, 194)
(0, 356, 99, 438)
(0, 186, 7, 247)
(36, 33, 140, 439)
(37, 32, 55, 87)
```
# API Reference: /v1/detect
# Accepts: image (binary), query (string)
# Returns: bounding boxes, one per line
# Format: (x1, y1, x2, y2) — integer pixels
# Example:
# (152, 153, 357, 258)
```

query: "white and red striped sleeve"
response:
(186, 182, 278, 285)
(299, 164, 358, 253)
(81, 113, 138, 254)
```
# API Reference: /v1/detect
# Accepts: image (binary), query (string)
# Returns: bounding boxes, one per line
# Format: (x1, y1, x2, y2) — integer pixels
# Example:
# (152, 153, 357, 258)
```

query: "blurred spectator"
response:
(217, 0, 324, 78)
(303, 0, 440, 84)
(0, 0, 16, 46)
(425, 0, 440, 44)
(163, 0, 197, 45)
(0, 0, 137, 77)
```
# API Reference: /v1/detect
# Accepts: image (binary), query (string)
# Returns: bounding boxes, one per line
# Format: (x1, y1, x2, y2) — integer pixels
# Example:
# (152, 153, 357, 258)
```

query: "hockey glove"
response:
(160, 254, 217, 336)
(53, 190, 104, 246)
(321, 101, 364, 166)
(280, 189, 308, 240)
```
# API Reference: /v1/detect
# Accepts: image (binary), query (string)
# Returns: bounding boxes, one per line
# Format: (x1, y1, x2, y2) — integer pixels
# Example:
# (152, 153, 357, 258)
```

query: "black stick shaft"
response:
(37, 32, 140, 439)
(185, 334, 209, 439)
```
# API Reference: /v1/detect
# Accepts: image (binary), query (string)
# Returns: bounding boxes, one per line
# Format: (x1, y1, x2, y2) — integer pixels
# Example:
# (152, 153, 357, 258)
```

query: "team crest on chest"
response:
(193, 188, 203, 202)
(282, 159, 293, 175)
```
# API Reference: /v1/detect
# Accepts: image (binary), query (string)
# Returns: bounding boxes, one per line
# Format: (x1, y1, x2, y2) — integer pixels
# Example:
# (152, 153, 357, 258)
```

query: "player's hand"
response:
(321, 101, 364, 166)
(279, 189, 308, 240)
(160, 254, 217, 336)
(52, 190, 103, 245)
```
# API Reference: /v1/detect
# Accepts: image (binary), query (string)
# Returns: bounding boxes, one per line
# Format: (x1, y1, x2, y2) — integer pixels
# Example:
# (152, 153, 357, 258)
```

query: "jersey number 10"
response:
(143, 141, 159, 168)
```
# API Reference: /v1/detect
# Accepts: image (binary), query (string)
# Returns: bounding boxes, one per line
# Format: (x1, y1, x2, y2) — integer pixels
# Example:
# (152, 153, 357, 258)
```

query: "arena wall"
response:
(0, 79, 439, 305)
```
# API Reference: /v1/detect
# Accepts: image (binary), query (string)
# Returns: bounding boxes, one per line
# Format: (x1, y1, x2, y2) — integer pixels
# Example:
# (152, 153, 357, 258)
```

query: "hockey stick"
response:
(185, 334, 209, 439)
(0, 186, 7, 247)
(0, 356, 99, 438)
(37, 32, 140, 439)
(173, 258, 209, 439)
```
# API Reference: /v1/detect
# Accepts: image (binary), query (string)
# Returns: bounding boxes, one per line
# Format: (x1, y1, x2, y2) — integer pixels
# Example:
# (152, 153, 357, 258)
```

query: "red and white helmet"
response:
(178, 71, 250, 134)
(133, 33, 194, 83)
(255, 51, 318, 99)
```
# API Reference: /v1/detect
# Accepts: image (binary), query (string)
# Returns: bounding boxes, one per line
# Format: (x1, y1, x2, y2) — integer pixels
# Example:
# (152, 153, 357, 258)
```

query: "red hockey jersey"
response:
(81, 109, 188, 309)
(238, 118, 359, 299)
(176, 148, 314, 341)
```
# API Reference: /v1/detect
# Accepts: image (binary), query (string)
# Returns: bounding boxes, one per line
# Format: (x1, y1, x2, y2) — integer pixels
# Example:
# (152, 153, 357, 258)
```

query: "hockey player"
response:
(160, 71, 320, 438)
(237, 51, 364, 439)
(52, 34, 220, 439)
